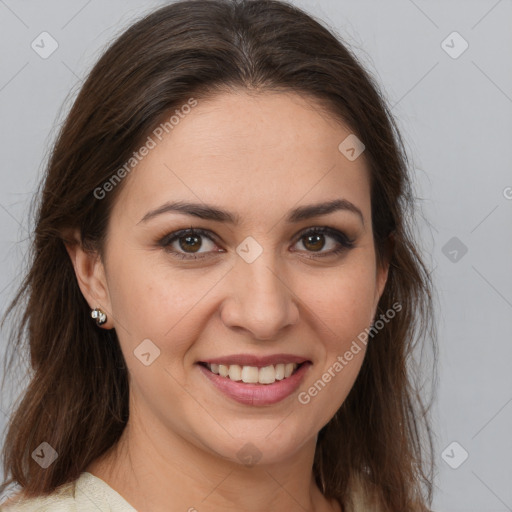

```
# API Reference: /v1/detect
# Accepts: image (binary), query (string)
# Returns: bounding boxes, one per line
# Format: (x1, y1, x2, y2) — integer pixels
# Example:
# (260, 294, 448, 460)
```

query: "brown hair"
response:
(0, 0, 438, 510)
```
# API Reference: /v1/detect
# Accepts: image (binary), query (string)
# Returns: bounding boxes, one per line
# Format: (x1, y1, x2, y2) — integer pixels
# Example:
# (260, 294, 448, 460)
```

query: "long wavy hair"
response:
(0, 1, 438, 510)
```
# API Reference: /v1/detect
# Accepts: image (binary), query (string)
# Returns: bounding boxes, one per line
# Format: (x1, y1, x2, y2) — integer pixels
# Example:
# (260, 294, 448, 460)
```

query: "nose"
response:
(220, 254, 300, 341)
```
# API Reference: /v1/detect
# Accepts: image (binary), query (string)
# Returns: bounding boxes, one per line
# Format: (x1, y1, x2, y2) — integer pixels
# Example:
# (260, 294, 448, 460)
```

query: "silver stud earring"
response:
(91, 308, 107, 326)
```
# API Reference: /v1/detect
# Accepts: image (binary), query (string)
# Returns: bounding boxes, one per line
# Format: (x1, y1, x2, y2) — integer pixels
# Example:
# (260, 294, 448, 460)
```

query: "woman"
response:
(0, 0, 437, 510)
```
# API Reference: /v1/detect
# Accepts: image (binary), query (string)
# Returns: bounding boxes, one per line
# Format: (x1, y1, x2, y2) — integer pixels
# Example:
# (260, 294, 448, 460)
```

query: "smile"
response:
(203, 362, 300, 384)
(197, 361, 311, 406)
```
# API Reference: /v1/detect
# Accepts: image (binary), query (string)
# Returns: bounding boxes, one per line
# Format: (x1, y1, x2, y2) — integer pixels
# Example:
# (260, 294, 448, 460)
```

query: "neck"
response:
(86, 417, 340, 512)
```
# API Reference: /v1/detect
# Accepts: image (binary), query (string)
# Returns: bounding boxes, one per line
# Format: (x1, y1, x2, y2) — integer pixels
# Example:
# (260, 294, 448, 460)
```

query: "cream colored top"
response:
(0, 472, 137, 511)
(0, 470, 384, 511)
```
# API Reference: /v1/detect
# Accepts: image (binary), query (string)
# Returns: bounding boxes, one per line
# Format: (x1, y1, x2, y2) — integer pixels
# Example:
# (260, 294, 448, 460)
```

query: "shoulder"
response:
(0, 480, 78, 511)
(346, 471, 434, 512)
(0, 472, 136, 512)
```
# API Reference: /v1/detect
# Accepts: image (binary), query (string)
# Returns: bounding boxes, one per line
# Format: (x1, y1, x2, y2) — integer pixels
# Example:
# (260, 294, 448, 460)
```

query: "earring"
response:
(91, 308, 107, 326)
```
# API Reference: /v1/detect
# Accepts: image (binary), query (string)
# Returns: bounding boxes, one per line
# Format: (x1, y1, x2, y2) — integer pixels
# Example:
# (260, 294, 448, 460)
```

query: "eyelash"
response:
(157, 226, 355, 261)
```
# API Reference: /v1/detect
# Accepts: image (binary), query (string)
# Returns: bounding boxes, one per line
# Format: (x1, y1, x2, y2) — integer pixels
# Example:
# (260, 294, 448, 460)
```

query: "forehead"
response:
(112, 90, 371, 226)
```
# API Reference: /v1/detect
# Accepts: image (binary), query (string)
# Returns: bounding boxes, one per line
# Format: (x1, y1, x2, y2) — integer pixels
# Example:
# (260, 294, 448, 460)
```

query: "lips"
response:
(197, 360, 312, 406)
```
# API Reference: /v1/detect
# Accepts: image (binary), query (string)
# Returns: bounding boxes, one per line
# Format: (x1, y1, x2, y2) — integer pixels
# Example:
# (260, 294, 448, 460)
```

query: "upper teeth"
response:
(206, 363, 299, 384)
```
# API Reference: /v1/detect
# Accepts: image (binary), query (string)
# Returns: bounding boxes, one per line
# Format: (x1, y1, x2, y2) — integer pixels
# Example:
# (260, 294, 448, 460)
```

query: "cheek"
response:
(107, 240, 378, 359)
(299, 261, 378, 338)
(294, 263, 377, 420)
(106, 249, 221, 352)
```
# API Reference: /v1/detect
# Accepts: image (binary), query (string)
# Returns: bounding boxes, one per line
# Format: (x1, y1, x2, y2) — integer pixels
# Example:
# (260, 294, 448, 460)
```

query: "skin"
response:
(66, 89, 389, 512)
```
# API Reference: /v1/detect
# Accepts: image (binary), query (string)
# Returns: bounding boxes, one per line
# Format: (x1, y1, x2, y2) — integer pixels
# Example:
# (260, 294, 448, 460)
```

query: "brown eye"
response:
(302, 233, 326, 252)
(158, 226, 355, 261)
(158, 228, 221, 260)
(178, 233, 202, 253)
(293, 227, 355, 258)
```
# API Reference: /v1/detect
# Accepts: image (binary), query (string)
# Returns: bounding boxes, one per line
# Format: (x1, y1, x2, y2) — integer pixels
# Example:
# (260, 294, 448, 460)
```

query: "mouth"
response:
(196, 359, 312, 406)
(198, 361, 306, 385)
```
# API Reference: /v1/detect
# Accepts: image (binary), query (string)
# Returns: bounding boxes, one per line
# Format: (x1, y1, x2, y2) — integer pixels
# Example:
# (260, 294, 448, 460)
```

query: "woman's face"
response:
(85, 90, 388, 465)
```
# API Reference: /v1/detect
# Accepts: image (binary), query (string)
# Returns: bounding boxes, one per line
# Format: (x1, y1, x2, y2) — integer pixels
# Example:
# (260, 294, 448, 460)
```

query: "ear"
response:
(64, 229, 114, 329)
(372, 233, 394, 319)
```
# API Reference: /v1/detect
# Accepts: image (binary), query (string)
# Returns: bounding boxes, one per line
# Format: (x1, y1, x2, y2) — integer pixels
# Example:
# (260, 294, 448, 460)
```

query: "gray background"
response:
(0, 0, 511, 510)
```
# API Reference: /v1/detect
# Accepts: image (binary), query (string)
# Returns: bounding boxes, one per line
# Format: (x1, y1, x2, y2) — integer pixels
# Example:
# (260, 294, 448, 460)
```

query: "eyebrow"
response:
(138, 198, 364, 226)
